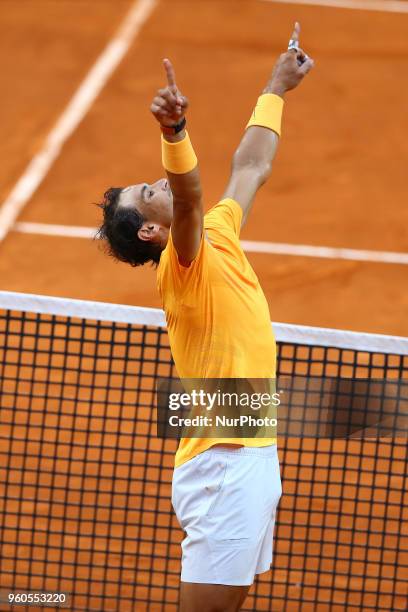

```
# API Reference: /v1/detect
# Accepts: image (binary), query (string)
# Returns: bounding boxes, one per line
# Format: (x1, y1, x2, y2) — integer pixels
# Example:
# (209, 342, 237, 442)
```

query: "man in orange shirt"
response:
(97, 23, 313, 612)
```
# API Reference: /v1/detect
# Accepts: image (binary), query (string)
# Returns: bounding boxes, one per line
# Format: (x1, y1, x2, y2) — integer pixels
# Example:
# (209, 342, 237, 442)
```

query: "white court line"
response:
(0, 0, 158, 244)
(13, 222, 408, 265)
(260, 0, 408, 13)
(15, 222, 96, 239)
(240, 239, 408, 265)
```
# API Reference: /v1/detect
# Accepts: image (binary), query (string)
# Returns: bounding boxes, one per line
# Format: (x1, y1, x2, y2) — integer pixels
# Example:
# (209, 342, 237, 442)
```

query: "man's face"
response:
(118, 178, 173, 228)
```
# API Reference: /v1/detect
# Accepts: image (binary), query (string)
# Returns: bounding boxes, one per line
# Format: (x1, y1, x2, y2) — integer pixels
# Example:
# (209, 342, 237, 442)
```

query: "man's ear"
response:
(137, 223, 160, 242)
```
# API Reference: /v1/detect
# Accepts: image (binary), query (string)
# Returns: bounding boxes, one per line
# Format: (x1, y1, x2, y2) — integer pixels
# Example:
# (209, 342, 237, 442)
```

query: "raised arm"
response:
(223, 23, 314, 226)
(151, 59, 203, 266)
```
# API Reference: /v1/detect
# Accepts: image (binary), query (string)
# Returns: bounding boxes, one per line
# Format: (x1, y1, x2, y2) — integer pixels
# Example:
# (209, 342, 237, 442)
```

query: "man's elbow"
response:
(257, 162, 272, 185)
(231, 155, 272, 187)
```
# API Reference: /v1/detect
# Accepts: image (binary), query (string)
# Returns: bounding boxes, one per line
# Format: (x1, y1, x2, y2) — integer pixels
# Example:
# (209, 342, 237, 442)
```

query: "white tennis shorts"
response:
(172, 445, 282, 585)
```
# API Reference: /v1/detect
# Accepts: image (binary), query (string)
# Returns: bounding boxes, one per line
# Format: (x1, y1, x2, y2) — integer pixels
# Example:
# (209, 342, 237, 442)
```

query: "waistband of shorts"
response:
(205, 444, 277, 458)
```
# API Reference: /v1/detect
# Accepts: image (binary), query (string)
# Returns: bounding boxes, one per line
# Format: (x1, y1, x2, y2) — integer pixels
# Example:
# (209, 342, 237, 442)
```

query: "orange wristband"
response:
(246, 94, 284, 137)
(161, 131, 198, 174)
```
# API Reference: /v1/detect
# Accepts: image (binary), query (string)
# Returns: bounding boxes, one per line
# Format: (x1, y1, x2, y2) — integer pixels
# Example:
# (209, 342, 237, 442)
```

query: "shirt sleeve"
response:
(204, 198, 243, 237)
(157, 229, 207, 302)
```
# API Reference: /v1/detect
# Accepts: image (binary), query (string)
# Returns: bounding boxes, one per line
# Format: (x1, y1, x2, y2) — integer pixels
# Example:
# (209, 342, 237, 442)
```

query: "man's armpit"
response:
(205, 199, 243, 237)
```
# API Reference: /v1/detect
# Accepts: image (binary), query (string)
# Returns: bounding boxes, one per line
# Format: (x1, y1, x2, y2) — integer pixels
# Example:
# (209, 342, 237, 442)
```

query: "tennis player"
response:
(97, 23, 313, 612)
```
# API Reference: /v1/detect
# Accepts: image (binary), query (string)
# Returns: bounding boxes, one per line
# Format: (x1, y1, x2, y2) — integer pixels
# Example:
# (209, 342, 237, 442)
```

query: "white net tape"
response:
(0, 290, 407, 355)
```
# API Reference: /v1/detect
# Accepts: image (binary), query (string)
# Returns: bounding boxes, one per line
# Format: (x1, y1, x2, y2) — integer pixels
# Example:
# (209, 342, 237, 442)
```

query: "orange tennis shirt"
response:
(157, 198, 277, 467)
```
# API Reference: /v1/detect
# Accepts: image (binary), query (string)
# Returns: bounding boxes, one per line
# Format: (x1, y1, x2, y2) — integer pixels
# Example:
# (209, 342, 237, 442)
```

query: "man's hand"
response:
(150, 59, 189, 127)
(222, 22, 314, 227)
(266, 22, 314, 98)
(152, 58, 203, 266)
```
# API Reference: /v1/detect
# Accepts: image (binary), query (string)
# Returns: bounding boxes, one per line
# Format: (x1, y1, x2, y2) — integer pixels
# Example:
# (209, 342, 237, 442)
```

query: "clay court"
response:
(0, 0, 407, 334)
(0, 0, 407, 611)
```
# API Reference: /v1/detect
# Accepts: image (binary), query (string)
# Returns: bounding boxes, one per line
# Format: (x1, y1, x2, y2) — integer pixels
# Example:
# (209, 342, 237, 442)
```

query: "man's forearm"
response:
(222, 26, 313, 225)
(231, 125, 279, 185)
(163, 129, 202, 208)
(151, 58, 203, 210)
(231, 82, 284, 185)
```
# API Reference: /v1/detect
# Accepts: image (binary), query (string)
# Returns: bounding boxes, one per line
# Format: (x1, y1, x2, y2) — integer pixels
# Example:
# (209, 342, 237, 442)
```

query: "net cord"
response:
(0, 290, 407, 355)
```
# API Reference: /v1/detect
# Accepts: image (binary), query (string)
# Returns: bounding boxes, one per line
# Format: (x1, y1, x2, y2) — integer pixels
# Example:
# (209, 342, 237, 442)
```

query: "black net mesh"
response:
(0, 304, 407, 611)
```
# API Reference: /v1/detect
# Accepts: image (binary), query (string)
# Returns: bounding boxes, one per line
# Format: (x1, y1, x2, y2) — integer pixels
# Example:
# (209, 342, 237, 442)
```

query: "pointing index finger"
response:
(163, 58, 177, 91)
(290, 21, 300, 43)
(288, 21, 301, 54)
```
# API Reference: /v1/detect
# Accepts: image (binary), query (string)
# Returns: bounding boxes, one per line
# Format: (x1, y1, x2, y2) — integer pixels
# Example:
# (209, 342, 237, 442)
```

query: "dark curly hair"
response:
(95, 187, 162, 267)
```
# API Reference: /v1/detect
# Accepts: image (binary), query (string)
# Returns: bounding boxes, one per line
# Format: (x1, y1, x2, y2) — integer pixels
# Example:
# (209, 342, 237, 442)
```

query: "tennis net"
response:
(0, 291, 407, 611)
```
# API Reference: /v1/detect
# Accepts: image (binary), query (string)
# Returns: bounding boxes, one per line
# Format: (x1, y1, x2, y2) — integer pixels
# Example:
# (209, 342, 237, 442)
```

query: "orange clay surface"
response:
(0, 0, 407, 335)
(0, 2, 407, 612)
